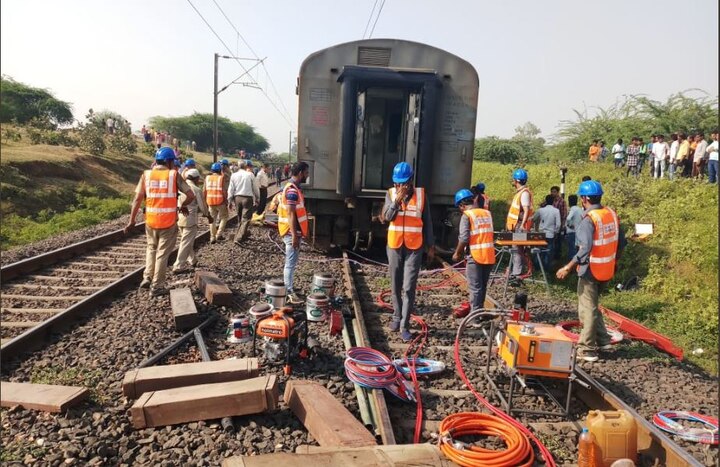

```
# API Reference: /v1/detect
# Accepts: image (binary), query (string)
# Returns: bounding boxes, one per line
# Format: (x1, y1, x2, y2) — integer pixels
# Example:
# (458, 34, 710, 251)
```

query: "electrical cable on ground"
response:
(344, 347, 414, 402)
(652, 411, 718, 445)
(404, 315, 428, 443)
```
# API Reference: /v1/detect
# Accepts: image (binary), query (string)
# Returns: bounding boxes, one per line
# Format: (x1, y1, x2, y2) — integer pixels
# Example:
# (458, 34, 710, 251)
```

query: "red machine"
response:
(252, 308, 311, 375)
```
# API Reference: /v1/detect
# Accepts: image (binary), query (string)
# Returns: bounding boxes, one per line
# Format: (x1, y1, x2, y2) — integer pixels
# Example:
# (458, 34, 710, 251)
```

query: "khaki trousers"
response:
(577, 276, 612, 351)
(209, 204, 229, 240)
(174, 224, 198, 269)
(233, 195, 254, 242)
(144, 224, 178, 288)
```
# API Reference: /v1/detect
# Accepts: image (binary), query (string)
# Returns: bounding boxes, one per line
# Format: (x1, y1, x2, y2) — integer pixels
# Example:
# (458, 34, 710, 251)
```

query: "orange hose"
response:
(438, 412, 534, 467)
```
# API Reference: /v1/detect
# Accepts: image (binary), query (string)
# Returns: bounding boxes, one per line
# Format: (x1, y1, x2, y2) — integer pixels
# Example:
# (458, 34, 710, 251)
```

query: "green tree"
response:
(0, 76, 74, 127)
(148, 113, 269, 154)
(473, 121, 546, 164)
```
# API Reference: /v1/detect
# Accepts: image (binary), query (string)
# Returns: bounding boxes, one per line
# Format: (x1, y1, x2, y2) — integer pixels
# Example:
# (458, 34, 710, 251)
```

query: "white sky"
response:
(2, 0, 718, 152)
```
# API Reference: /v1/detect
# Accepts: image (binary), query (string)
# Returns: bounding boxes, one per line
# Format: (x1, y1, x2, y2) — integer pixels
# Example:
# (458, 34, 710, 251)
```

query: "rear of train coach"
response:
(296, 39, 478, 248)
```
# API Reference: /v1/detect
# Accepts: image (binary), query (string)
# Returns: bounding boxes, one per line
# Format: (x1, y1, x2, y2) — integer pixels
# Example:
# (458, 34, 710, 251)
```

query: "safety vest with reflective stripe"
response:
(144, 168, 178, 229)
(277, 181, 308, 237)
(464, 208, 495, 265)
(205, 174, 225, 206)
(505, 186, 533, 231)
(387, 187, 425, 250)
(582, 206, 620, 282)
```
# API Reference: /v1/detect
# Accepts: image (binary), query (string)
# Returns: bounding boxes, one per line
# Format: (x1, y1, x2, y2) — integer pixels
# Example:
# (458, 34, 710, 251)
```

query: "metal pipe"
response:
(341, 319, 375, 430)
(194, 325, 234, 433)
(138, 315, 216, 368)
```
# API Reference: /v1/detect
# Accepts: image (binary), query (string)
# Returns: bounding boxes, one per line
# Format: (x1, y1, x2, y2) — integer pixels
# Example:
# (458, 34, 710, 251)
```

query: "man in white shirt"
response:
(651, 134, 669, 179)
(668, 133, 680, 180)
(533, 195, 561, 272)
(228, 161, 259, 244)
(565, 194, 583, 261)
(707, 130, 719, 184)
(255, 163, 271, 214)
(692, 133, 709, 180)
(612, 139, 625, 168)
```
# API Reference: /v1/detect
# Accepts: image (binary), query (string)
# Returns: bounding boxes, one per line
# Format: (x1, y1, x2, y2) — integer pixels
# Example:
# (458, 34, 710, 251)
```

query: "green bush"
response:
(107, 133, 137, 156)
(78, 124, 106, 155)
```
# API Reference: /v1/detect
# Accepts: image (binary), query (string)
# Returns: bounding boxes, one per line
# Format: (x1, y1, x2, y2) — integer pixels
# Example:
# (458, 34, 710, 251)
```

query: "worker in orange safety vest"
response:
(204, 162, 229, 244)
(506, 168, 534, 281)
(125, 147, 195, 297)
(452, 189, 495, 313)
(556, 180, 625, 363)
(382, 162, 435, 342)
(277, 161, 310, 305)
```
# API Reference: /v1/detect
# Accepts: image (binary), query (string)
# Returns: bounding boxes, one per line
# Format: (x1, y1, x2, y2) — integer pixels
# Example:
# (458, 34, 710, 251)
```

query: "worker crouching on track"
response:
(383, 162, 435, 342)
(173, 169, 211, 273)
(556, 180, 625, 362)
(506, 168, 533, 283)
(452, 189, 495, 312)
(125, 147, 195, 297)
(204, 162, 229, 244)
(277, 162, 310, 305)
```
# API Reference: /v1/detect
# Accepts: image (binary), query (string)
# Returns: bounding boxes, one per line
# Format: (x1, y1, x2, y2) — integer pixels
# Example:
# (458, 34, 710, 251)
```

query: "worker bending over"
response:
(125, 147, 195, 297)
(204, 162, 229, 244)
(173, 169, 211, 272)
(506, 168, 533, 282)
(556, 181, 625, 362)
(383, 162, 435, 342)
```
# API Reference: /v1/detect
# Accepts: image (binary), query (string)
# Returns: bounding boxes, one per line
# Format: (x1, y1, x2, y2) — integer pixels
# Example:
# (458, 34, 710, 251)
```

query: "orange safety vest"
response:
(205, 174, 225, 206)
(144, 168, 178, 229)
(505, 186, 533, 231)
(464, 208, 495, 265)
(277, 181, 308, 237)
(581, 207, 620, 282)
(387, 187, 425, 250)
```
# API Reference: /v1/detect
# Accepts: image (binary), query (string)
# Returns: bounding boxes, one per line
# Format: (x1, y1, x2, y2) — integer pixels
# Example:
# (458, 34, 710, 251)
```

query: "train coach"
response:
(296, 39, 479, 248)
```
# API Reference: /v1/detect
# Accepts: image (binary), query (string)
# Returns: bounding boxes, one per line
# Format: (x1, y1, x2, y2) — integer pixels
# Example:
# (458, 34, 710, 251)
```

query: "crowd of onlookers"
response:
(587, 130, 719, 183)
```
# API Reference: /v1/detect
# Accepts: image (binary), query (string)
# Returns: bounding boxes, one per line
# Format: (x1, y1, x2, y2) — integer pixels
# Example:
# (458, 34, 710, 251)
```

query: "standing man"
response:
(204, 162, 229, 244)
(532, 195, 561, 272)
(550, 185, 567, 262)
(707, 130, 719, 184)
(692, 133, 708, 180)
(452, 189, 495, 313)
(676, 133, 690, 178)
(506, 168, 533, 281)
(256, 163, 271, 214)
(221, 159, 232, 179)
(612, 139, 625, 168)
(277, 162, 310, 304)
(471, 182, 490, 210)
(638, 137, 648, 174)
(228, 161, 259, 244)
(588, 140, 600, 162)
(651, 134, 669, 179)
(556, 181, 624, 362)
(668, 134, 679, 180)
(180, 158, 195, 180)
(275, 166, 283, 186)
(173, 169, 211, 273)
(565, 194, 582, 261)
(106, 116, 115, 135)
(383, 162, 435, 341)
(125, 147, 195, 297)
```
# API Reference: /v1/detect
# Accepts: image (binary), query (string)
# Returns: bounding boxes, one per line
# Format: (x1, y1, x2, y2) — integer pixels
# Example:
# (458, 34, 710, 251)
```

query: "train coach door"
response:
(404, 92, 422, 183)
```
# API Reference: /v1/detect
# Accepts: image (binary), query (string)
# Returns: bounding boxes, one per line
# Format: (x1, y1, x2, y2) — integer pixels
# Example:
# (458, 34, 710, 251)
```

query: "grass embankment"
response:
(472, 161, 718, 374)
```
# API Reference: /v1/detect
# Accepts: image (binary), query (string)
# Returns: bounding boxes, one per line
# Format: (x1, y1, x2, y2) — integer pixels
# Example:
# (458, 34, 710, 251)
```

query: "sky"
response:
(2, 0, 718, 152)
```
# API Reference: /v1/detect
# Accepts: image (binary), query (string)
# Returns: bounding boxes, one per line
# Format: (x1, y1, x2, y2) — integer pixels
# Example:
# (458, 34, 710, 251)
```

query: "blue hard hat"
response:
(577, 180, 604, 196)
(512, 168, 528, 182)
(211, 162, 222, 173)
(392, 162, 414, 183)
(454, 189, 474, 207)
(174, 159, 181, 168)
(221, 158, 229, 166)
(155, 146, 176, 161)
(475, 182, 486, 193)
(185, 158, 196, 167)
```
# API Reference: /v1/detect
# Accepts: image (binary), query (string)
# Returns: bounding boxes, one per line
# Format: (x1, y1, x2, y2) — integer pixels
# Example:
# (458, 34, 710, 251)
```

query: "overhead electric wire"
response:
(362, 0, 379, 39)
(367, 0, 386, 39)
(211, 0, 296, 127)
(186, 0, 295, 128)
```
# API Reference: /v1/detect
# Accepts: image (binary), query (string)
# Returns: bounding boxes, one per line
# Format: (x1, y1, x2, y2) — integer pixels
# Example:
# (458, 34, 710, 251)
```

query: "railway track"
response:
(341, 253, 704, 466)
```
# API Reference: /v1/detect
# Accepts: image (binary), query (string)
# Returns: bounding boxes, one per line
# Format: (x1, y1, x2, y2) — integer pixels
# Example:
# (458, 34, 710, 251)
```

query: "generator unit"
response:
(498, 322, 576, 379)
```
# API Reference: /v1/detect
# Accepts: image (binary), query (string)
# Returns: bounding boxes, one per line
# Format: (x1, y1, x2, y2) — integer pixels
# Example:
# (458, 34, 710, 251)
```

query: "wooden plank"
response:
(170, 288, 200, 330)
(122, 358, 259, 399)
(27, 275, 114, 282)
(51, 269, 122, 276)
(130, 375, 277, 428)
(65, 262, 135, 270)
(0, 381, 89, 412)
(0, 294, 86, 300)
(2, 285, 102, 292)
(2, 321, 41, 328)
(284, 380, 376, 448)
(1, 308, 64, 314)
(108, 246, 147, 251)
(224, 444, 457, 467)
(342, 252, 395, 445)
(82, 256, 140, 262)
(194, 271, 233, 306)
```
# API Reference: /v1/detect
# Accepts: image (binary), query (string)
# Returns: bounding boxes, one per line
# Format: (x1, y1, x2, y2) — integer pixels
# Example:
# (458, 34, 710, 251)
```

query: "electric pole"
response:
(213, 53, 219, 163)
(289, 130, 292, 163)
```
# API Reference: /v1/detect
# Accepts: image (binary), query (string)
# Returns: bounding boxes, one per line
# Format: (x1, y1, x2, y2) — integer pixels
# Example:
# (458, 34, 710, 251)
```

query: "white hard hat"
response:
(185, 168, 201, 179)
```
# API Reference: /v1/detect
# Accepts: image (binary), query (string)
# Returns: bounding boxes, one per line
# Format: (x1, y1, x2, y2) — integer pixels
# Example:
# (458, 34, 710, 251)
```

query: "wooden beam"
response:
(284, 380, 377, 448)
(82, 256, 139, 262)
(131, 375, 277, 429)
(50, 269, 121, 276)
(194, 271, 233, 306)
(1, 308, 64, 314)
(2, 321, 42, 328)
(0, 381, 89, 413)
(65, 262, 136, 270)
(170, 288, 200, 330)
(3, 284, 101, 292)
(26, 275, 114, 282)
(224, 444, 456, 467)
(122, 358, 259, 399)
(0, 294, 86, 301)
